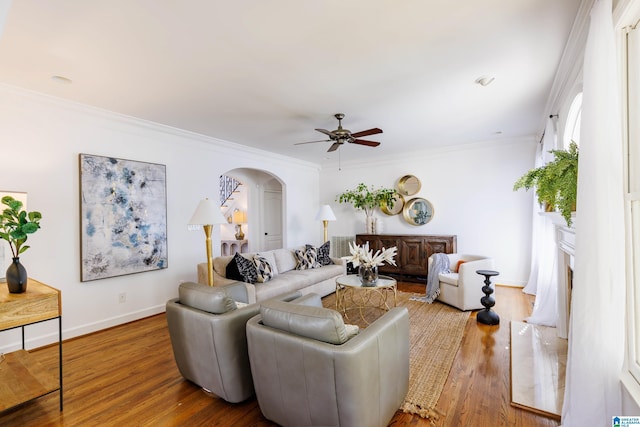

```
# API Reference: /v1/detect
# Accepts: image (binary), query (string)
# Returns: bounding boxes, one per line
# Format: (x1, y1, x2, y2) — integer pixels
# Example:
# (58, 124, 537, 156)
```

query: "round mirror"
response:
(380, 192, 405, 215)
(398, 175, 421, 196)
(403, 197, 434, 226)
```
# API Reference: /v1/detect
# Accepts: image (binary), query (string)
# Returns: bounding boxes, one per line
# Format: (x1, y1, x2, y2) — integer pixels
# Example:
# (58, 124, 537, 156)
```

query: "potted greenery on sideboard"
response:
(0, 195, 42, 293)
(336, 183, 396, 234)
(513, 141, 578, 226)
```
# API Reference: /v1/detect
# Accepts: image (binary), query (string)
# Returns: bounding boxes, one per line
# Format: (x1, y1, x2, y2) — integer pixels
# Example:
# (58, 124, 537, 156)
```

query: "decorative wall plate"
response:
(398, 175, 421, 196)
(403, 197, 434, 226)
(380, 192, 405, 215)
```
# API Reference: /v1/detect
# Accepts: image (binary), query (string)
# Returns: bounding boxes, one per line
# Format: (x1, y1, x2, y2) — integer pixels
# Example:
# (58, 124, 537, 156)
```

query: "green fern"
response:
(513, 141, 578, 226)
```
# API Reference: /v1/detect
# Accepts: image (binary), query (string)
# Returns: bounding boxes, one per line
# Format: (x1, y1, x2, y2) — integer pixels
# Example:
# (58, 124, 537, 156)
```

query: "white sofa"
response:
(429, 253, 495, 311)
(197, 247, 346, 304)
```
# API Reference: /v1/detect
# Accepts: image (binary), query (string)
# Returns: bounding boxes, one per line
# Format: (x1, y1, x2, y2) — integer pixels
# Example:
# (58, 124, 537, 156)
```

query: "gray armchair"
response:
(165, 281, 300, 403)
(246, 293, 409, 427)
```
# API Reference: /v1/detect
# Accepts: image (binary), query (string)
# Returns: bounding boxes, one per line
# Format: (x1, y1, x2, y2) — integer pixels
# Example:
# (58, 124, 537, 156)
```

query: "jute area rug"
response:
(322, 290, 470, 421)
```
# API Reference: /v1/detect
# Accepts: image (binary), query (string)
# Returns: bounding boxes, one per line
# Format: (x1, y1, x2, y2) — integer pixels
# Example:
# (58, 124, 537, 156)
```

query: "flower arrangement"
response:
(348, 241, 397, 268)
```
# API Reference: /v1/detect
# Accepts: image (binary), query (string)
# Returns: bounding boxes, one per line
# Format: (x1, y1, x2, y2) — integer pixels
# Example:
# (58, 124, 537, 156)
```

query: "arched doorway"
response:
(219, 168, 284, 252)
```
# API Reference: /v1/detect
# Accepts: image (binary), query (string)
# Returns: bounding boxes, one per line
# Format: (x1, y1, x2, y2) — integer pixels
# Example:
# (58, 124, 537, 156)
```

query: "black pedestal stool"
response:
(475, 269, 500, 325)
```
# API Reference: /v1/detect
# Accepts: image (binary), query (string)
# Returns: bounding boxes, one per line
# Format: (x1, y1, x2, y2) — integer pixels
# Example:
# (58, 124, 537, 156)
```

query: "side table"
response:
(476, 270, 500, 325)
(335, 275, 397, 325)
(0, 278, 63, 412)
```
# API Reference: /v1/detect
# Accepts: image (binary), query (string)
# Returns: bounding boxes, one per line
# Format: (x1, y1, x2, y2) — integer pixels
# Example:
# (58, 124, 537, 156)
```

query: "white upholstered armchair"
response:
(429, 253, 495, 311)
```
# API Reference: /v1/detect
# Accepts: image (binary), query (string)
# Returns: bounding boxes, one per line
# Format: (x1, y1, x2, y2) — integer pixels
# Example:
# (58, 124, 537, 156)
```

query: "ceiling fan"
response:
(295, 113, 382, 152)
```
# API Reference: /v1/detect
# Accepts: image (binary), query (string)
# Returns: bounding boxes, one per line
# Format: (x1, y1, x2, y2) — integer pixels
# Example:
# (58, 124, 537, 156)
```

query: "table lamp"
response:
(189, 198, 227, 286)
(315, 205, 336, 243)
(232, 209, 247, 240)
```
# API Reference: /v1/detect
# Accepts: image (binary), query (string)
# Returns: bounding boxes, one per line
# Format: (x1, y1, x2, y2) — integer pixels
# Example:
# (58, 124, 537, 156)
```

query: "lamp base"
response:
(235, 224, 245, 240)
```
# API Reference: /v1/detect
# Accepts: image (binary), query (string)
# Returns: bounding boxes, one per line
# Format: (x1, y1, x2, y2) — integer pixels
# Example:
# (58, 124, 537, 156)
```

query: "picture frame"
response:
(403, 197, 434, 226)
(79, 154, 168, 281)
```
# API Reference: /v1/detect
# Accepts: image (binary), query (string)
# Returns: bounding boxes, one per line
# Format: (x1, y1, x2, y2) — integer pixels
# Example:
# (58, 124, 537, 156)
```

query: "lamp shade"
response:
(232, 210, 247, 224)
(315, 205, 336, 221)
(189, 198, 227, 225)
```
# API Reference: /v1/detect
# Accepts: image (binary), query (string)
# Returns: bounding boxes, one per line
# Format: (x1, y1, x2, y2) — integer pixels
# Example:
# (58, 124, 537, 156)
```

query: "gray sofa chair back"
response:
(165, 281, 299, 403)
(246, 293, 409, 427)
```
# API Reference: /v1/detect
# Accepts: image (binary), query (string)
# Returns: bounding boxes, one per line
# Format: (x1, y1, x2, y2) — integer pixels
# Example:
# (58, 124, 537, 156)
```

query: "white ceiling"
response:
(0, 0, 582, 166)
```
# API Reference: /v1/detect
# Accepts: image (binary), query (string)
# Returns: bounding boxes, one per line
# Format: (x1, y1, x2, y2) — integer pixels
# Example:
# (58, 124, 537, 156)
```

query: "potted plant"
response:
(336, 183, 396, 233)
(0, 195, 43, 293)
(513, 141, 578, 226)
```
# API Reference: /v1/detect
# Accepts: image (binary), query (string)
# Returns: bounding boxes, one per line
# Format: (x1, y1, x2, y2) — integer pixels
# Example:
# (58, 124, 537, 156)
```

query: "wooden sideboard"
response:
(355, 234, 457, 280)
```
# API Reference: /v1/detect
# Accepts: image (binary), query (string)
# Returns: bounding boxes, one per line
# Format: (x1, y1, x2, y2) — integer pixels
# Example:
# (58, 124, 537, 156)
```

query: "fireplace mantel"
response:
(556, 222, 575, 339)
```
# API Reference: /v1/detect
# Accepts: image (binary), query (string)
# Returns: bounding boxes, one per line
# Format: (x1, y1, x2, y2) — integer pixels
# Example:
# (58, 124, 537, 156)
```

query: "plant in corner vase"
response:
(336, 183, 396, 233)
(513, 141, 578, 227)
(348, 241, 397, 286)
(0, 196, 42, 293)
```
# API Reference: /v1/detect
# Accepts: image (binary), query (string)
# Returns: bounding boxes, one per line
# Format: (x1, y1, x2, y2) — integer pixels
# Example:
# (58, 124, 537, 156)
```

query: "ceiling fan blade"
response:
(350, 128, 383, 138)
(315, 128, 336, 137)
(294, 139, 331, 145)
(327, 142, 342, 152)
(351, 139, 380, 147)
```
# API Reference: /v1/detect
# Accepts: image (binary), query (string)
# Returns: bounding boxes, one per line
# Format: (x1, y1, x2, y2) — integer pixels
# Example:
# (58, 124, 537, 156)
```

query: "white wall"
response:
(0, 84, 320, 350)
(319, 138, 537, 286)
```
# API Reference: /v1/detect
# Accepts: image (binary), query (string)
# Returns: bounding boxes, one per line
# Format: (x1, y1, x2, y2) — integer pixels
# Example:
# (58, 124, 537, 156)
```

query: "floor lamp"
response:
(189, 198, 227, 286)
(315, 204, 336, 243)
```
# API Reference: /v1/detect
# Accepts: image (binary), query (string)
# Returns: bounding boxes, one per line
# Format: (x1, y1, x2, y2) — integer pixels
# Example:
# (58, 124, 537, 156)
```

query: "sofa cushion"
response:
(233, 252, 258, 284)
(272, 248, 298, 273)
(260, 299, 355, 345)
(253, 255, 274, 283)
(178, 281, 236, 314)
(439, 272, 459, 286)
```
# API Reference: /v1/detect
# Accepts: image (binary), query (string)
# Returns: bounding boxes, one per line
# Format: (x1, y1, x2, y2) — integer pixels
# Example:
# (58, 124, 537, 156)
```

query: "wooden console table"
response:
(0, 278, 63, 412)
(356, 234, 457, 280)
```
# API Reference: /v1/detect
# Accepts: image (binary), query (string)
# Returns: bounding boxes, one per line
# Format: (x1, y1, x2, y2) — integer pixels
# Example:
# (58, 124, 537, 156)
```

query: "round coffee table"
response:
(335, 275, 397, 324)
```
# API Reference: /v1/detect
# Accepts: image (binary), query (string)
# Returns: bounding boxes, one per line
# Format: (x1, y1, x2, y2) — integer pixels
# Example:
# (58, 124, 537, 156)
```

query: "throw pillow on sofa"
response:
(226, 254, 244, 281)
(253, 255, 274, 283)
(307, 241, 333, 266)
(295, 246, 320, 270)
(231, 252, 258, 284)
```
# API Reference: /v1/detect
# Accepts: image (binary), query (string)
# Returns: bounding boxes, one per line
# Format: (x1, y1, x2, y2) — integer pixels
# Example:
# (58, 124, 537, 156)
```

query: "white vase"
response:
(365, 215, 375, 234)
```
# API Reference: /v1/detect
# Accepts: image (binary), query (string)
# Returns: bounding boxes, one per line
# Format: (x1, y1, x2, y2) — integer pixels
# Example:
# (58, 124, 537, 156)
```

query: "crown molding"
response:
(0, 83, 321, 172)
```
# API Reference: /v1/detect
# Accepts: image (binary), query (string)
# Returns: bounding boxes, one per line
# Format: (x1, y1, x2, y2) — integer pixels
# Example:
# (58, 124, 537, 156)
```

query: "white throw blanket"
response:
(411, 253, 450, 304)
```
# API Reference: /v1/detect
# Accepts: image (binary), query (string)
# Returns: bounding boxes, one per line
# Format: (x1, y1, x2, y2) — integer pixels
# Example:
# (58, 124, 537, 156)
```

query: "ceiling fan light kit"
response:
(295, 113, 383, 152)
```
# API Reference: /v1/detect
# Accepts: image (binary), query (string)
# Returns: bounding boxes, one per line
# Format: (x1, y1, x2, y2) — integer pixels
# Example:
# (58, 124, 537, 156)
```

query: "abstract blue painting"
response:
(80, 154, 168, 281)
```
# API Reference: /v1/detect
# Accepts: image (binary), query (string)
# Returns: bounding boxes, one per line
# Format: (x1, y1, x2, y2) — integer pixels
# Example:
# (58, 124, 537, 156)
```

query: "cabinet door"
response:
(355, 235, 401, 274)
(400, 236, 428, 275)
(424, 237, 456, 259)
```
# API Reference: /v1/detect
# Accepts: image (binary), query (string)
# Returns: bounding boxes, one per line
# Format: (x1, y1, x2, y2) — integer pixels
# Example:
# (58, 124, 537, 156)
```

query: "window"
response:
(625, 19, 640, 388)
(564, 92, 582, 149)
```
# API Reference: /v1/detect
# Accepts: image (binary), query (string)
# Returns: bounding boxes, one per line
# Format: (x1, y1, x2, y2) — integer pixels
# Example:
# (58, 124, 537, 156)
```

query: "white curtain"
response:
(561, 0, 626, 424)
(523, 117, 558, 327)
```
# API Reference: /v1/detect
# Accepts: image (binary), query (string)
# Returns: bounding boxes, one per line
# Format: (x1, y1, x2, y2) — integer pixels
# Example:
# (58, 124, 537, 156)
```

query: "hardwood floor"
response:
(0, 284, 559, 426)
